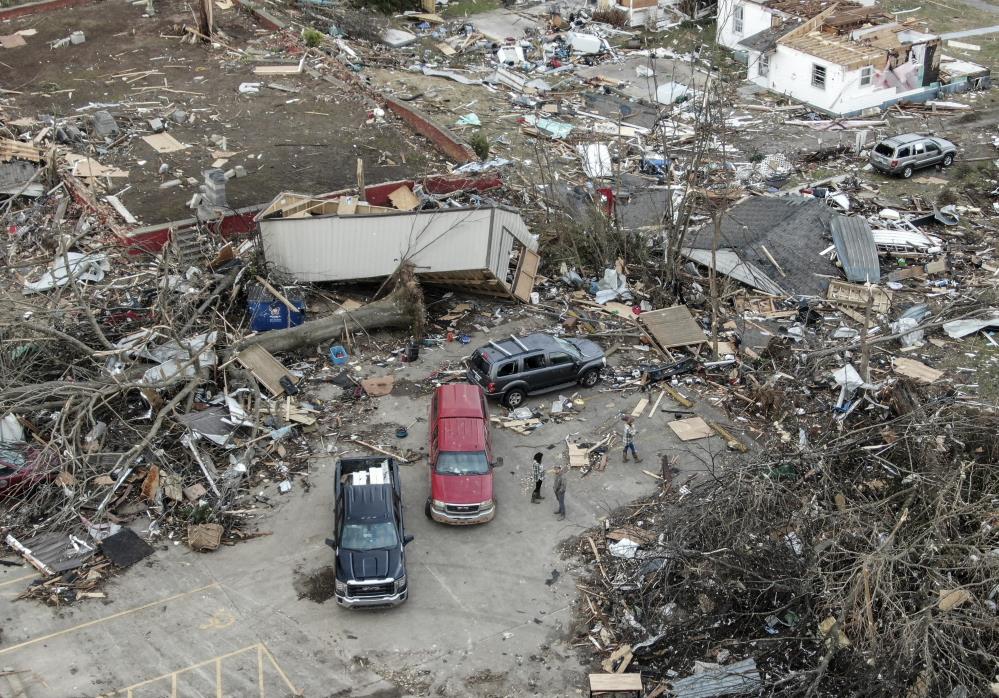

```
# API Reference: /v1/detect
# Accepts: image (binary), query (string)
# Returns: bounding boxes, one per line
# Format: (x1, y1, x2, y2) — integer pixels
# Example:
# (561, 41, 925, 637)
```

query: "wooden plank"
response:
(826, 280, 891, 313)
(588, 673, 643, 691)
(235, 345, 296, 396)
(708, 421, 748, 452)
(630, 398, 648, 418)
(668, 416, 713, 441)
(648, 390, 665, 418)
(253, 60, 304, 75)
(663, 384, 693, 408)
(105, 195, 137, 224)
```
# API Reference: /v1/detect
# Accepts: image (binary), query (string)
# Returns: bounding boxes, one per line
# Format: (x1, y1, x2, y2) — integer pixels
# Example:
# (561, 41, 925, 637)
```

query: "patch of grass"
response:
(469, 130, 490, 160)
(303, 28, 324, 48)
(442, 0, 501, 19)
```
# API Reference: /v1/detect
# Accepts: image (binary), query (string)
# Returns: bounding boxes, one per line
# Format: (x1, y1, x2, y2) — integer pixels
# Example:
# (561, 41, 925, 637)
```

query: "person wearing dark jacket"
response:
(531, 452, 545, 503)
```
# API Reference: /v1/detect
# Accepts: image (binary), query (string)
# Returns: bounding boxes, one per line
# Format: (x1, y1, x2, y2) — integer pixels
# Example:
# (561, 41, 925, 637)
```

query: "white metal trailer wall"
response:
(260, 208, 494, 282)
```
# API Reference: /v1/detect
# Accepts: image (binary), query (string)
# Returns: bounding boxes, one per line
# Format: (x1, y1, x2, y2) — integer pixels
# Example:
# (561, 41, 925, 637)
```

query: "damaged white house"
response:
(716, 0, 989, 115)
(256, 194, 540, 302)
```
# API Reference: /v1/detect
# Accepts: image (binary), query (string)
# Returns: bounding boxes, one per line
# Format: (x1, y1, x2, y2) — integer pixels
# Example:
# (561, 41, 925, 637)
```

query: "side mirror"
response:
(403, 534, 415, 546)
(325, 538, 336, 550)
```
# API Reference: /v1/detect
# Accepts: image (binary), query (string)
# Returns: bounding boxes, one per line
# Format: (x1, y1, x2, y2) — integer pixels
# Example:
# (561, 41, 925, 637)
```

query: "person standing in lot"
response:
(622, 415, 641, 463)
(531, 452, 545, 503)
(552, 463, 567, 520)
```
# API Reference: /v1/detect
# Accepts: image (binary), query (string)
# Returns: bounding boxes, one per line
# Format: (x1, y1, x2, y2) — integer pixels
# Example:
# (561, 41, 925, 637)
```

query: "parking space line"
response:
(0, 572, 38, 588)
(0, 582, 221, 656)
(109, 642, 301, 697)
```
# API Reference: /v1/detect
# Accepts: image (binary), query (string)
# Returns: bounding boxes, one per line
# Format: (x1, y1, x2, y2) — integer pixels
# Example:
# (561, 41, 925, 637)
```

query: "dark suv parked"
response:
(466, 334, 606, 408)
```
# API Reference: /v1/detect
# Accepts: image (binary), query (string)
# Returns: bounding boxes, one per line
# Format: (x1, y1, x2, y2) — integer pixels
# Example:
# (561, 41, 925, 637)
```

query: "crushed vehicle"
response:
(869, 133, 956, 178)
(326, 457, 413, 609)
(426, 384, 496, 525)
(466, 333, 605, 408)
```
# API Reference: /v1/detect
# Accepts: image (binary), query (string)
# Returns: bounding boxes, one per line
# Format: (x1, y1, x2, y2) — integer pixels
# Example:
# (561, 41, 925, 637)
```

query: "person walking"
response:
(530, 452, 545, 503)
(552, 463, 567, 520)
(622, 415, 641, 462)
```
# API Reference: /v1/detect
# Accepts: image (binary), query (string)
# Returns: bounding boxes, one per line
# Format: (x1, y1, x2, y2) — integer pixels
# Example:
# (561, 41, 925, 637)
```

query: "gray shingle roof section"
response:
(685, 195, 840, 298)
(831, 215, 880, 283)
(738, 19, 803, 53)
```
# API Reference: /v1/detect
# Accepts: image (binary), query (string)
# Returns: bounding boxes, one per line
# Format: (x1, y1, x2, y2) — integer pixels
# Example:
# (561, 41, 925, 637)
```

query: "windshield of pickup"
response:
(553, 336, 582, 358)
(436, 451, 490, 475)
(341, 521, 398, 550)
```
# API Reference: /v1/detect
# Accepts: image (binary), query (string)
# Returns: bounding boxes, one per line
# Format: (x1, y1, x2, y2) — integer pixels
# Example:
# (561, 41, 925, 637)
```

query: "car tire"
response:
(901, 165, 914, 179)
(424, 499, 432, 519)
(579, 369, 601, 388)
(503, 388, 526, 408)
(942, 154, 954, 167)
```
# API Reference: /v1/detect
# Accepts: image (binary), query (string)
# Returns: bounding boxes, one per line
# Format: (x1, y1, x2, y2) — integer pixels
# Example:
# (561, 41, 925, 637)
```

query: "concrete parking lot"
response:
(0, 320, 732, 697)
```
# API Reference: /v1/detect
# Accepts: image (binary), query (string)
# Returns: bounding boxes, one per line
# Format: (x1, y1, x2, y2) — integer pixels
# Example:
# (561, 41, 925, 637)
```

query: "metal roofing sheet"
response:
(682, 248, 786, 297)
(830, 214, 880, 283)
(671, 658, 762, 698)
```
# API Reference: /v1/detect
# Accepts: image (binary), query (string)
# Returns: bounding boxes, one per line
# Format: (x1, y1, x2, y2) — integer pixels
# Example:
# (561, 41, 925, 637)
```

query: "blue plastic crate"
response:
(247, 283, 305, 332)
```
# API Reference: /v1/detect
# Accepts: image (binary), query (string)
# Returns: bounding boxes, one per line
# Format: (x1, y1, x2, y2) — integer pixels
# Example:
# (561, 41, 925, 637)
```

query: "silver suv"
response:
(870, 133, 956, 178)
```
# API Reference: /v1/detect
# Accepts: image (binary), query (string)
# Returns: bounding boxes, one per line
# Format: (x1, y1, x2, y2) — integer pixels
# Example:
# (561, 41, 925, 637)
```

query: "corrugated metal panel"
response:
(682, 248, 786, 297)
(830, 214, 880, 283)
(671, 658, 762, 698)
(260, 207, 495, 282)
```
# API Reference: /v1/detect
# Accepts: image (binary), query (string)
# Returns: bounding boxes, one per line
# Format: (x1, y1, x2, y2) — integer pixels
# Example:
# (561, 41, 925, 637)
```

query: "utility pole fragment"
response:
(356, 158, 365, 199)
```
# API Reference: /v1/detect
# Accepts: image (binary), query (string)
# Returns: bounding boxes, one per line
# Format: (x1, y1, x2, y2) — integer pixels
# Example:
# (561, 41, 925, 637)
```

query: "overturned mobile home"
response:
(257, 195, 540, 301)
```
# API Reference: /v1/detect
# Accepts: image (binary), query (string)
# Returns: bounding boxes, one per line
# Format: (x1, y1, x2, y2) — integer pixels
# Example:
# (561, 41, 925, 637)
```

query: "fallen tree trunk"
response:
(236, 278, 423, 354)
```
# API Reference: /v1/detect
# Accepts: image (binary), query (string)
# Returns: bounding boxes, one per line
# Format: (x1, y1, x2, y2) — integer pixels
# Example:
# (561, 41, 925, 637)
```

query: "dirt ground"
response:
(0, 0, 443, 224)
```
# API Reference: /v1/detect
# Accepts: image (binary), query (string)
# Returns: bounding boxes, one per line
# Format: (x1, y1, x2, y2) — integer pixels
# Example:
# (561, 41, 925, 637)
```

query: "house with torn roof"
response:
(255, 193, 540, 302)
(716, 0, 988, 115)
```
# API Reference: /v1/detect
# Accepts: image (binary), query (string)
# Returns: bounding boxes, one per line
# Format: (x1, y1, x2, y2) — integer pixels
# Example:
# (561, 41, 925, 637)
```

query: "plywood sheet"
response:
(637, 305, 706, 350)
(668, 416, 713, 441)
(236, 344, 296, 396)
(387, 185, 420, 211)
(893, 357, 943, 383)
(141, 132, 189, 153)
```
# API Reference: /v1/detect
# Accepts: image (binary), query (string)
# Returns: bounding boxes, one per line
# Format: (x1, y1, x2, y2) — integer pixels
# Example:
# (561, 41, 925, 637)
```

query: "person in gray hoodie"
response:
(552, 463, 567, 520)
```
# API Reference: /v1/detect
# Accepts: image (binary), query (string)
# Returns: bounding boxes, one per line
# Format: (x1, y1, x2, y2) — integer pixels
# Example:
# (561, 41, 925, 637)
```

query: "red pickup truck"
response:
(425, 384, 495, 525)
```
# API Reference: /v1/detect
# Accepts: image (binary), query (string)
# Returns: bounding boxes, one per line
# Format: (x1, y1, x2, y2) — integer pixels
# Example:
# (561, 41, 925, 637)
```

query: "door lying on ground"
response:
(512, 248, 540, 302)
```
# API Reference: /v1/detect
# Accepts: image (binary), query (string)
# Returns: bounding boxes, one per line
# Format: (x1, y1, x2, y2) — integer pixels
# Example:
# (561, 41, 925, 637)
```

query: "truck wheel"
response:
(580, 369, 601, 388)
(424, 499, 432, 519)
(901, 165, 914, 179)
(942, 154, 954, 167)
(503, 388, 526, 408)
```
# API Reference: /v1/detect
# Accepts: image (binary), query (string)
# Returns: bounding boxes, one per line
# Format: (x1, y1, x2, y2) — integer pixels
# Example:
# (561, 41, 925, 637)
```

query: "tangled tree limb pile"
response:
(575, 401, 999, 697)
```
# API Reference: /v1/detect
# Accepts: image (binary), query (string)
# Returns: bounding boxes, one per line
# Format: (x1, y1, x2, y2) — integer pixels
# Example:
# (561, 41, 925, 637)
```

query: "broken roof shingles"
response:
(686, 196, 839, 298)
(739, 20, 803, 53)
